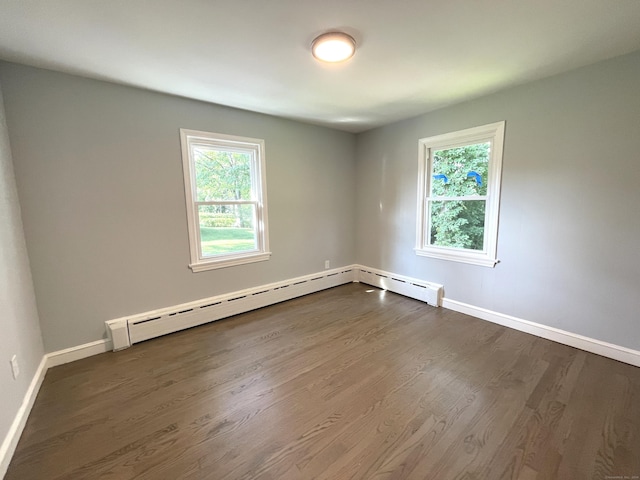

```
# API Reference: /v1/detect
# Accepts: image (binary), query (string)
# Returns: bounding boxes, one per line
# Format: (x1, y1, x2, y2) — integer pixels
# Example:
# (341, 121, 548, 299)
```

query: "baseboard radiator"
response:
(106, 267, 356, 351)
(354, 266, 443, 307)
(105, 265, 443, 352)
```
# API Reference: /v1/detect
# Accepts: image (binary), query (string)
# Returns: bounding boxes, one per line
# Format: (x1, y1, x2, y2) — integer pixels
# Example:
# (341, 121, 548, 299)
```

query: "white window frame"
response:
(415, 121, 505, 267)
(180, 129, 270, 272)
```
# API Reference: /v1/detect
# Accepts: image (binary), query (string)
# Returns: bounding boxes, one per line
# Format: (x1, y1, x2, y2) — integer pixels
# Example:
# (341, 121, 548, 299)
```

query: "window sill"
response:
(190, 251, 271, 272)
(415, 248, 498, 268)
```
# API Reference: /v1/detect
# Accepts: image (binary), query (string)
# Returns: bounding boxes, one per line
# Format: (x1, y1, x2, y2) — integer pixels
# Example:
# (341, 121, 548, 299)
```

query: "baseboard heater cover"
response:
(105, 267, 356, 351)
(354, 266, 443, 307)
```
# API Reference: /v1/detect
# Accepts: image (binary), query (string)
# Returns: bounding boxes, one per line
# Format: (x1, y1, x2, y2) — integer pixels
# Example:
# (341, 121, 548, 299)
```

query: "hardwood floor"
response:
(6, 283, 640, 479)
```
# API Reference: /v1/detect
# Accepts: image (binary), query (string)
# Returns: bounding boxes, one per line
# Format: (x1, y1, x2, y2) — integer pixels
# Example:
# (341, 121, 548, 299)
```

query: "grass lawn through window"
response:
(200, 227, 256, 256)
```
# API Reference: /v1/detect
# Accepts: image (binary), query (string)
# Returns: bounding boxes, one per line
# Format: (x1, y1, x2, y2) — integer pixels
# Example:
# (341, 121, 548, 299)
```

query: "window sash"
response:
(190, 144, 258, 203)
(425, 195, 488, 202)
(195, 204, 260, 260)
(425, 198, 488, 252)
(427, 141, 492, 198)
(194, 200, 258, 206)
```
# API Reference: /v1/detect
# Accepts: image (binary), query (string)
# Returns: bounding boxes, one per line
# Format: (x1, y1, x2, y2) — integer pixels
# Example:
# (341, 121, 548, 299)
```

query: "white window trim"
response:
(180, 129, 271, 272)
(415, 121, 505, 268)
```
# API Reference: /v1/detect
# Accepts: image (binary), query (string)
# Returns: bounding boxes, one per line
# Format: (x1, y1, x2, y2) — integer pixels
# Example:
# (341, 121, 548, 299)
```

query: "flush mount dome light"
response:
(311, 32, 356, 63)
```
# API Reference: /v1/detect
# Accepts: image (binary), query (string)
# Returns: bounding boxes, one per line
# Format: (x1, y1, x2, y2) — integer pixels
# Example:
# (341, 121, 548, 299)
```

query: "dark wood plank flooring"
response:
(6, 283, 640, 479)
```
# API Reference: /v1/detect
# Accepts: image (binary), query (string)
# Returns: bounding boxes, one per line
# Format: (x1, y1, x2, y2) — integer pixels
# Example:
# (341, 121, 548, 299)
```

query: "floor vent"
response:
(106, 267, 355, 351)
(355, 266, 443, 307)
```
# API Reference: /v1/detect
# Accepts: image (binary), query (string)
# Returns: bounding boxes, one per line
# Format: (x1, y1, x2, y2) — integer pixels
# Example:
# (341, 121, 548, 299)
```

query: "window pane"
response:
(198, 204, 257, 257)
(431, 142, 490, 197)
(193, 147, 252, 201)
(429, 200, 486, 251)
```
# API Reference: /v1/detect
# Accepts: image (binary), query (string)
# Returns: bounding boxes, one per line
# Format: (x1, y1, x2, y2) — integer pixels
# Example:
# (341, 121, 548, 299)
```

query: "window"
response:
(416, 121, 505, 267)
(180, 129, 270, 271)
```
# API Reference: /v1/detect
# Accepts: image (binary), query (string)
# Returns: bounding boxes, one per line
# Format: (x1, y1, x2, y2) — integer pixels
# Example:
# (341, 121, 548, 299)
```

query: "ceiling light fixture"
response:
(311, 32, 356, 63)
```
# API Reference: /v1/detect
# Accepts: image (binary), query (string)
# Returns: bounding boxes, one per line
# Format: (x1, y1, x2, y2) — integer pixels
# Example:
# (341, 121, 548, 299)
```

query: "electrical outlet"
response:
(10, 355, 19, 380)
(324, 260, 330, 269)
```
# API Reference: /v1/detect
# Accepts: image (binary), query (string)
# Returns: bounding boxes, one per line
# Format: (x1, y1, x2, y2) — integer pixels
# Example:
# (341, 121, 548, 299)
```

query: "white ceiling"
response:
(1, 1, 639, 133)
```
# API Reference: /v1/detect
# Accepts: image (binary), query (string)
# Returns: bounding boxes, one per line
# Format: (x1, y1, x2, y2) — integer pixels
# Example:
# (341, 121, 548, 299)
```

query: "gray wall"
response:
(356, 50, 640, 350)
(0, 83, 44, 460)
(0, 63, 356, 353)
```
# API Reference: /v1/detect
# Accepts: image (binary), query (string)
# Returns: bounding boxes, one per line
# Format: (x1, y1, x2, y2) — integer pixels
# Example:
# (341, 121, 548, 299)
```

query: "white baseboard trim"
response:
(45, 339, 112, 369)
(442, 298, 640, 368)
(0, 356, 48, 479)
